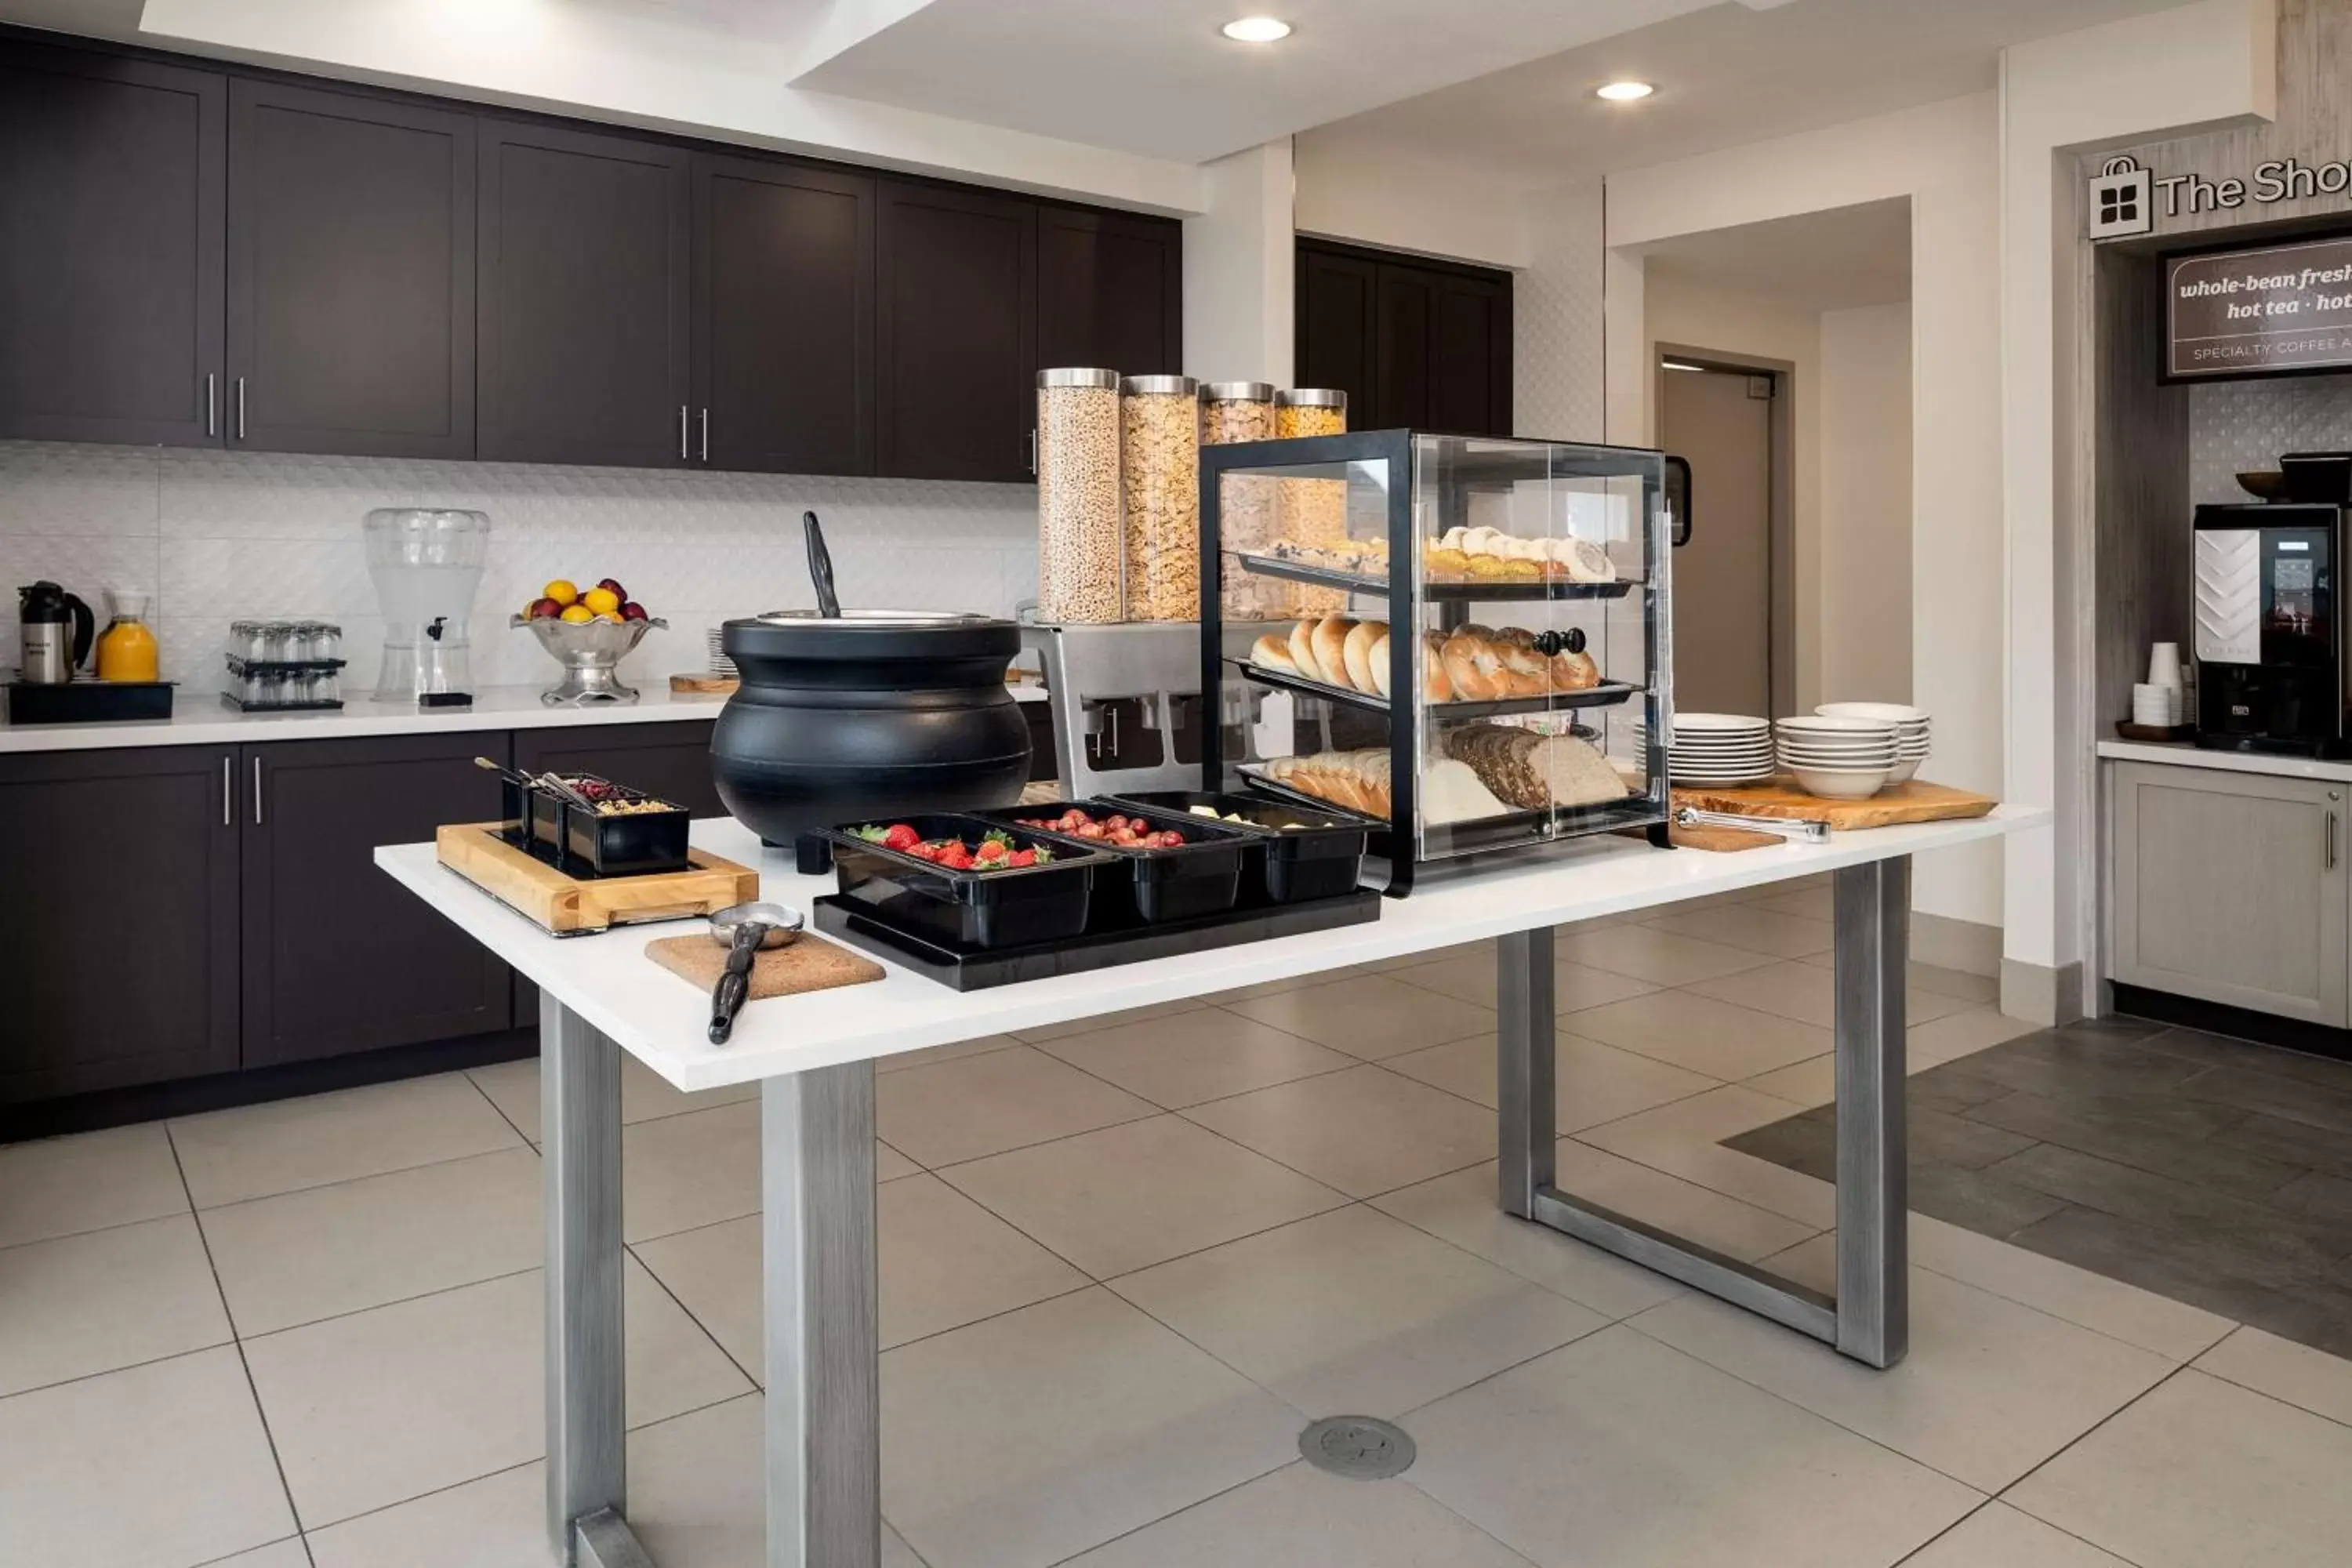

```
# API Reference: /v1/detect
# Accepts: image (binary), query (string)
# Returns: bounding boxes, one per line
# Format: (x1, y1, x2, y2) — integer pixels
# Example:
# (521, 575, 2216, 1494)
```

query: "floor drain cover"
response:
(1298, 1415, 1416, 1479)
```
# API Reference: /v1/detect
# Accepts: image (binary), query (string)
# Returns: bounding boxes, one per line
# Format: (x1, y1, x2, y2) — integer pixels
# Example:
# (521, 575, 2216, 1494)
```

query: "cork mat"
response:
(644, 932, 885, 998)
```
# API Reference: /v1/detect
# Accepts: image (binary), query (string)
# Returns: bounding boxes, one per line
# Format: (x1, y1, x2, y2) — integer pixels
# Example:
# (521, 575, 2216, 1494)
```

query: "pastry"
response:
(1341, 619, 1388, 694)
(1441, 625, 1508, 701)
(1287, 619, 1324, 682)
(1425, 546, 1471, 579)
(1250, 633, 1297, 674)
(1556, 538, 1615, 583)
(1311, 617, 1358, 688)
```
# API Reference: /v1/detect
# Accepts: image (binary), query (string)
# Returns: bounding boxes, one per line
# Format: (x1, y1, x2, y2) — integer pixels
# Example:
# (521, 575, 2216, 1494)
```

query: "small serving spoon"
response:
(706, 900, 804, 1044)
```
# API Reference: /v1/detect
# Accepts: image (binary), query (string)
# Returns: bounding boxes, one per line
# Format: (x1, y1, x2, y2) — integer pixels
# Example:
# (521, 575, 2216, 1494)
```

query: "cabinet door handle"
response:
(699, 407, 710, 464)
(252, 756, 264, 827)
(679, 405, 689, 461)
(221, 755, 231, 826)
(234, 376, 247, 441)
(2329, 810, 2339, 870)
(1025, 428, 1038, 477)
(205, 372, 216, 438)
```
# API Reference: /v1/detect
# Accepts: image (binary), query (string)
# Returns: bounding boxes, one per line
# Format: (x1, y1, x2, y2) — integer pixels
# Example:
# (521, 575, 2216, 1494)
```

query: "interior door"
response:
(1660, 363, 1775, 717)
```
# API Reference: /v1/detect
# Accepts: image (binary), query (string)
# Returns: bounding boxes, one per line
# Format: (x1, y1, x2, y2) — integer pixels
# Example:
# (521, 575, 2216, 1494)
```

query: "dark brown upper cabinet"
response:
(478, 119, 691, 467)
(227, 79, 475, 459)
(691, 152, 875, 475)
(1296, 238, 1512, 438)
(1037, 205, 1183, 376)
(877, 179, 1038, 483)
(0, 42, 224, 447)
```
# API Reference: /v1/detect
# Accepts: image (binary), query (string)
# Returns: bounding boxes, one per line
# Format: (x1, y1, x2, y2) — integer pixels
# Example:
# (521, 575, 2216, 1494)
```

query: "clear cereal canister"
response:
(1276, 387, 1350, 612)
(1036, 368, 1123, 623)
(1119, 375, 1200, 622)
(1200, 381, 1289, 619)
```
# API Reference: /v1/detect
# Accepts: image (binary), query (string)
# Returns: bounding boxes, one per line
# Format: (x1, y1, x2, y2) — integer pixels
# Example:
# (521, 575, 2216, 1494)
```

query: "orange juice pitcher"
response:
(96, 588, 159, 683)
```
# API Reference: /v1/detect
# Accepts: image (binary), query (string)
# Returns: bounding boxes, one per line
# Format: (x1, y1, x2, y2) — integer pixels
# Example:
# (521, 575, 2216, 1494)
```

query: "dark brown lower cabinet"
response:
(0, 746, 241, 1103)
(241, 732, 514, 1067)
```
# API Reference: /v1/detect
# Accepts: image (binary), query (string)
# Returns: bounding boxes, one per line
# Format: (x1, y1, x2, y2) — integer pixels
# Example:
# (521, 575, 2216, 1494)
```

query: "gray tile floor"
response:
(1730, 1016, 2352, 1358)
(7, 880, 2352, 1566)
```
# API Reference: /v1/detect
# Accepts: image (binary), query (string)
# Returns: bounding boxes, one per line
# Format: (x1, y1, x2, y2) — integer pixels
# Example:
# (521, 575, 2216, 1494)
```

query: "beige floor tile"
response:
(211, 1540, 314, 1568)
(468, 1053, 763, 1143)
(622, 1099, 762, 1243)
(1203, 964, 1377, 1003)
(1369, 1163, 1686, 1321)
(304, 1461, 544, 1568)
(244, 1258, 750, 1527)
(1383, 1031, 1719, 1131)
(2009, 1370, 2352, 1568)
(1576, 1085, 1838, 1226)
(1747, 884, 1835, 920)
(938, 1114, 1346, 1278)
(172, 1073, 524, 1209)
(1033, 1007, 1356, 1108)
(0, 1345, 295, 1568)
(1221, 973, 1497, 1061)
(630, 1217, 761, 1378)
(1907, 1007, 2042, 1065)
(1899, 1503, 2132, 1567)
(1012, 1000, 1203, 1044)
(0, 1214, 230, 1397)
(876, 1139, 921, 1181)
(877, 1044, 1155, 1168)
(1113, 1206, 1605, 1418)
(1063, 1461, 1537, 1566)
(1553, 1139, 1818, 1261)
(1406, 1325, 1979, 1568)
(1633, 1266, 2171, 1491)
(1906, 1216, 2232, 1363)
(1555, 924, 1778, 986)
(2194, 1326, 2352, 1428)
(882, 1287, 1299, 1568)
(1641, 903, 1835, 959)
(628, 1394, 766, 1568)
(1183, 1065, 1498, 1199)
(1566, 988, 1831, 1080)
(1744, 1053, 1836, 1107)
(0, 1122, 188, 1248)
(1685, 960, 1976, 1030)
(1385, 948, 1659, 1014)
(1798, 954, 2005, 1006)
(200, 1145, 542, 1336)
(876, 1033, 1025, 1073)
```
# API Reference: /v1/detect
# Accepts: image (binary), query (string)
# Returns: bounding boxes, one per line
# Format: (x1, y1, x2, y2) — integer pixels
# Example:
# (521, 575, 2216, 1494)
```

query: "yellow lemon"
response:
(598, 609, 625, 623)
(558, 603, 595, 624)
(543, 579, 579, 607)
(581, 586, 621, 616)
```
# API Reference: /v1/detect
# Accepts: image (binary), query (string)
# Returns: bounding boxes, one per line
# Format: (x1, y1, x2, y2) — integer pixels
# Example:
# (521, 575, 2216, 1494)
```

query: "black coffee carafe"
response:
(17, 582, 95, 685)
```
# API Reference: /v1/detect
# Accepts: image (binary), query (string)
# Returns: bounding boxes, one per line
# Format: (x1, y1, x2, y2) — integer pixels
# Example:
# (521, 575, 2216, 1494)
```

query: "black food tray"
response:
(220, 692, 341, 713)
(818, 815, 1119, 950)
(973, 800, 1255, 924)
(504, 773, 691, 877)
(1236, 552, 1637, 602)
(815, 886, 1382, 991)
(7, 680, 173, 724)
(1106, 789, 1371, 905)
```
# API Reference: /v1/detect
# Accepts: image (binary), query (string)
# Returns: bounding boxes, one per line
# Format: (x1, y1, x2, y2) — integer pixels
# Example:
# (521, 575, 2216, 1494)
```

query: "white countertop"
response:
(0, 680, 1048, 753)
(2096, 739, 2352, 785)
(377, 806, 2049, 1092)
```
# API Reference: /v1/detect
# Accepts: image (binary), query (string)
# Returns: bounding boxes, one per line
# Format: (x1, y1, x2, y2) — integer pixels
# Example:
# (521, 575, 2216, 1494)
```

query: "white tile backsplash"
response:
(2187, 376, 2352, 504)
(2, 441, 1040, 695)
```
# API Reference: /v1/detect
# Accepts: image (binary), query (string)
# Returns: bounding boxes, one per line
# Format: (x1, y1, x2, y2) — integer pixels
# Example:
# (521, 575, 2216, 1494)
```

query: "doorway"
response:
(1658, 352, 1789, 717)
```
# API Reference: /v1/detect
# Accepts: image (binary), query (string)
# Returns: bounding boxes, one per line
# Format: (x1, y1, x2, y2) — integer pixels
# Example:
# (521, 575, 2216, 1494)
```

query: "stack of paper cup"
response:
(2138, 642, 2184, 727)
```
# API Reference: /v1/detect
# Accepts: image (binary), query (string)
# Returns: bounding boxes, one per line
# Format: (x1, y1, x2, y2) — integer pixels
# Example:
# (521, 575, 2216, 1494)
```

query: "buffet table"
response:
(378, 806, 2045, 1568)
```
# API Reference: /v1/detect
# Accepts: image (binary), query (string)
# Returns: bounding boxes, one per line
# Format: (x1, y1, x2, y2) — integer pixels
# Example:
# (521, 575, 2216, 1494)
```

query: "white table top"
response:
(377, 808, 2049, 1091)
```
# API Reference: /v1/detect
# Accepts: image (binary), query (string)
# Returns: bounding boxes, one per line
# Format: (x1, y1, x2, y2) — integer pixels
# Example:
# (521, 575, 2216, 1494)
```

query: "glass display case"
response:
(1197, 430, 1682, 894)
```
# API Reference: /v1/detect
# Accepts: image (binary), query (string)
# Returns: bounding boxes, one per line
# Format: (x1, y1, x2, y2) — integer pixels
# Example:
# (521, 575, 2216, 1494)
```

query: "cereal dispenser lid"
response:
(1037, 368, 1120, 389)
(1119, 375, 1198, 396)
(1277, 387, 1348, 410)
(1201, 381, 1276, 402)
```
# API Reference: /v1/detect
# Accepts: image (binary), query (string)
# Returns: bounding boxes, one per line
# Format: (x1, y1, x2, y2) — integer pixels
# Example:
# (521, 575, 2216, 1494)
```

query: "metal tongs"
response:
(1675, 805, 1831, 844)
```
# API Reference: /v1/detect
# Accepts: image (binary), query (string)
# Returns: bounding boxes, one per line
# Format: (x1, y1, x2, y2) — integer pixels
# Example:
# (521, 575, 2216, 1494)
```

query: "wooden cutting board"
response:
(644, 931, 883, 997)
(1671, 779, 1996, 830)
(435, 823, 758, 935)
(669, 673, 739, 695)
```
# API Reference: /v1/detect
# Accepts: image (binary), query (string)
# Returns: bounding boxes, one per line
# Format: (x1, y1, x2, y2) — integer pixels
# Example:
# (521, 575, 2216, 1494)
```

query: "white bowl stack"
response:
(1774, 715, 1903, 799)
(706, 626, 738, 680)
(1647, 713, 1774, 786)
(1813, 702, 1931, 783)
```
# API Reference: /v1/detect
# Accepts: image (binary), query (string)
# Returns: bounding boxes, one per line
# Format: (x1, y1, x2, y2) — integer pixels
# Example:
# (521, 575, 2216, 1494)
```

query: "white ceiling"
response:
(1641, 197, 1912, 313)
(1304, 0, 2196, 187)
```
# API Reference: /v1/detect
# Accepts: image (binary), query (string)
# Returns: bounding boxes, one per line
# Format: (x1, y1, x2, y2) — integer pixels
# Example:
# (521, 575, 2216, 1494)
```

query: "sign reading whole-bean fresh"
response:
(2167, 234, 2352, 379)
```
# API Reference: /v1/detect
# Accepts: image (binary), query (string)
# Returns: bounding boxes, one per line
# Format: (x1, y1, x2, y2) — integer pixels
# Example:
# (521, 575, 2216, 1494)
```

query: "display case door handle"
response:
(699, 407, 710, 463)
(221, 756, 231, 826)
(234, 377, 247, 441)
(205, 372, 216, 438)
(252, 756, 263, 827)
(679, 405, 689, 462)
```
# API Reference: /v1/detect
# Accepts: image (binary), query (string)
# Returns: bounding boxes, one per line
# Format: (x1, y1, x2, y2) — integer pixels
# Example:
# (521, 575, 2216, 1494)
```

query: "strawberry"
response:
(1006, 848, 1036, 867)
(881, 822, 921, 852)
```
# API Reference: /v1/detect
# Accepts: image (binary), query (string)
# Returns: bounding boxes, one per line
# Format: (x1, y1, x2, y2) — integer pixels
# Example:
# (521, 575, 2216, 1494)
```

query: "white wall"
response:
(1604, 91, 2002, 934)
(1818, 303, 1914, 705)
(1184, 142, 1297, 387)
(1292, 133, 1532, 270)
(1515, 182, 1608, 442)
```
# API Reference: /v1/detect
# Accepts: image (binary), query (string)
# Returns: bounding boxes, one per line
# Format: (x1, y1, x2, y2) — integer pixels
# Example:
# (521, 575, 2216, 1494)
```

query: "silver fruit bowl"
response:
(513, 614, 668, 706)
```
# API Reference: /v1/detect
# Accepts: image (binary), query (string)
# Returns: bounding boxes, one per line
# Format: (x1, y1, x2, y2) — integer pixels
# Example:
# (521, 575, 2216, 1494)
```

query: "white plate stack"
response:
(706, 627, 738, 680)
(1648, 713, 1774, 786)
(1775, 715, 1904, 799)
(1813, 702, 1931, 782)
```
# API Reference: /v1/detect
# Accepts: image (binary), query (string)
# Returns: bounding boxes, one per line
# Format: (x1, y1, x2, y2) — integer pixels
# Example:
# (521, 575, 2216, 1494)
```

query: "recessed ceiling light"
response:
(1596, 81, 1655, 102)
(1221, 17, 1292, 43)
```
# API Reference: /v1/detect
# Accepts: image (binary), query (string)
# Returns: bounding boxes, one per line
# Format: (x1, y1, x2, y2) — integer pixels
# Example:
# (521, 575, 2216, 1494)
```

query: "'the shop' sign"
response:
(2165, 235, 2352, 379)
(2090, 154, 2352, 241)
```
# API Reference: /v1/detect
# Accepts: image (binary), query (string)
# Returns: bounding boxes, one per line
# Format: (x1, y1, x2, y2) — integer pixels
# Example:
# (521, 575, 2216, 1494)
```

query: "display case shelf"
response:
(1236, 764, 1660, 854)
(1235, 553, 1636, 603)
(1232, 659, 1638, 720)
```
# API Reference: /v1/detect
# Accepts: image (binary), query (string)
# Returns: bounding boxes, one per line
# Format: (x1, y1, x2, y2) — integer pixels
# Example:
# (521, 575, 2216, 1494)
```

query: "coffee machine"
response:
(2192, 500, 2347, 756)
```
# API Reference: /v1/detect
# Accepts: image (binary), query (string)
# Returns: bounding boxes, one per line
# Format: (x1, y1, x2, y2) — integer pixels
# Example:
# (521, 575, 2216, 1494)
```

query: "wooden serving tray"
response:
(1671, 779, 1996, 831)
(435, 822, 758, 935)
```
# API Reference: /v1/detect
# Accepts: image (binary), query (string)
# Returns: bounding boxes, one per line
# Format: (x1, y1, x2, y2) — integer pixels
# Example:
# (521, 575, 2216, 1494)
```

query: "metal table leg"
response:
(1497, 857, 1912, 1367)
(764, 1065, 881, 1568)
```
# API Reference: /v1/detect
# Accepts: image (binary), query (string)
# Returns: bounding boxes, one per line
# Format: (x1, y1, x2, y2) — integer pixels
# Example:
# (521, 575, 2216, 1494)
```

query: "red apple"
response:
(597, 578, 626, 601)
(620, 601, 649, 622)
(527, 597, 564, 620)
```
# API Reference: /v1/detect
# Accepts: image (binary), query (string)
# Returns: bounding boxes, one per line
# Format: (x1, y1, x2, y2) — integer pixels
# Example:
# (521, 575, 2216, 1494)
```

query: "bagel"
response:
(1341, 619, 1387, 694)
(1311, 617, 1357, 690)
(1494, 627, 1550, 698)
(1423, 633, 1454, 702)
(1443, 626, 1510, 702)
(1552, 647, 1601, 691)
(1287, 619, 1323, 682)
(1250, 633, 1297, 675)
(1368, 630, 1391, 699)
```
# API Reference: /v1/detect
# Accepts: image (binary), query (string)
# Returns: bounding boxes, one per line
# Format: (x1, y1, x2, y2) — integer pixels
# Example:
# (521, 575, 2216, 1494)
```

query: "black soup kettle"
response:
(17, 582, 94, 685)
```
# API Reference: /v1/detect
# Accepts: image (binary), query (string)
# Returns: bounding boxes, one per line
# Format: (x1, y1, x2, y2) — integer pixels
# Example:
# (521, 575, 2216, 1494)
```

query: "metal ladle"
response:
(706, 900, 804, 1044)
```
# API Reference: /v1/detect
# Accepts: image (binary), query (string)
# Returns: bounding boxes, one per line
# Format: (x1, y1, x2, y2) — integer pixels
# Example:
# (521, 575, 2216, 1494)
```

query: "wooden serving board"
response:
(644, 931, 883, 997)
(669, 673, 739, 695)
(1671, 779, 1996, 831)
(435, 823, 758, 935)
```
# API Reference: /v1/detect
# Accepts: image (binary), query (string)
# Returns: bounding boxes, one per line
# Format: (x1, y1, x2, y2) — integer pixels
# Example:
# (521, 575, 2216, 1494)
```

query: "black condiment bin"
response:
(502, 772, 691, 877)
(818, 815, 1114, 949)
(1108, 789, 1374, 906)
(978, 800, 1254, 924)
